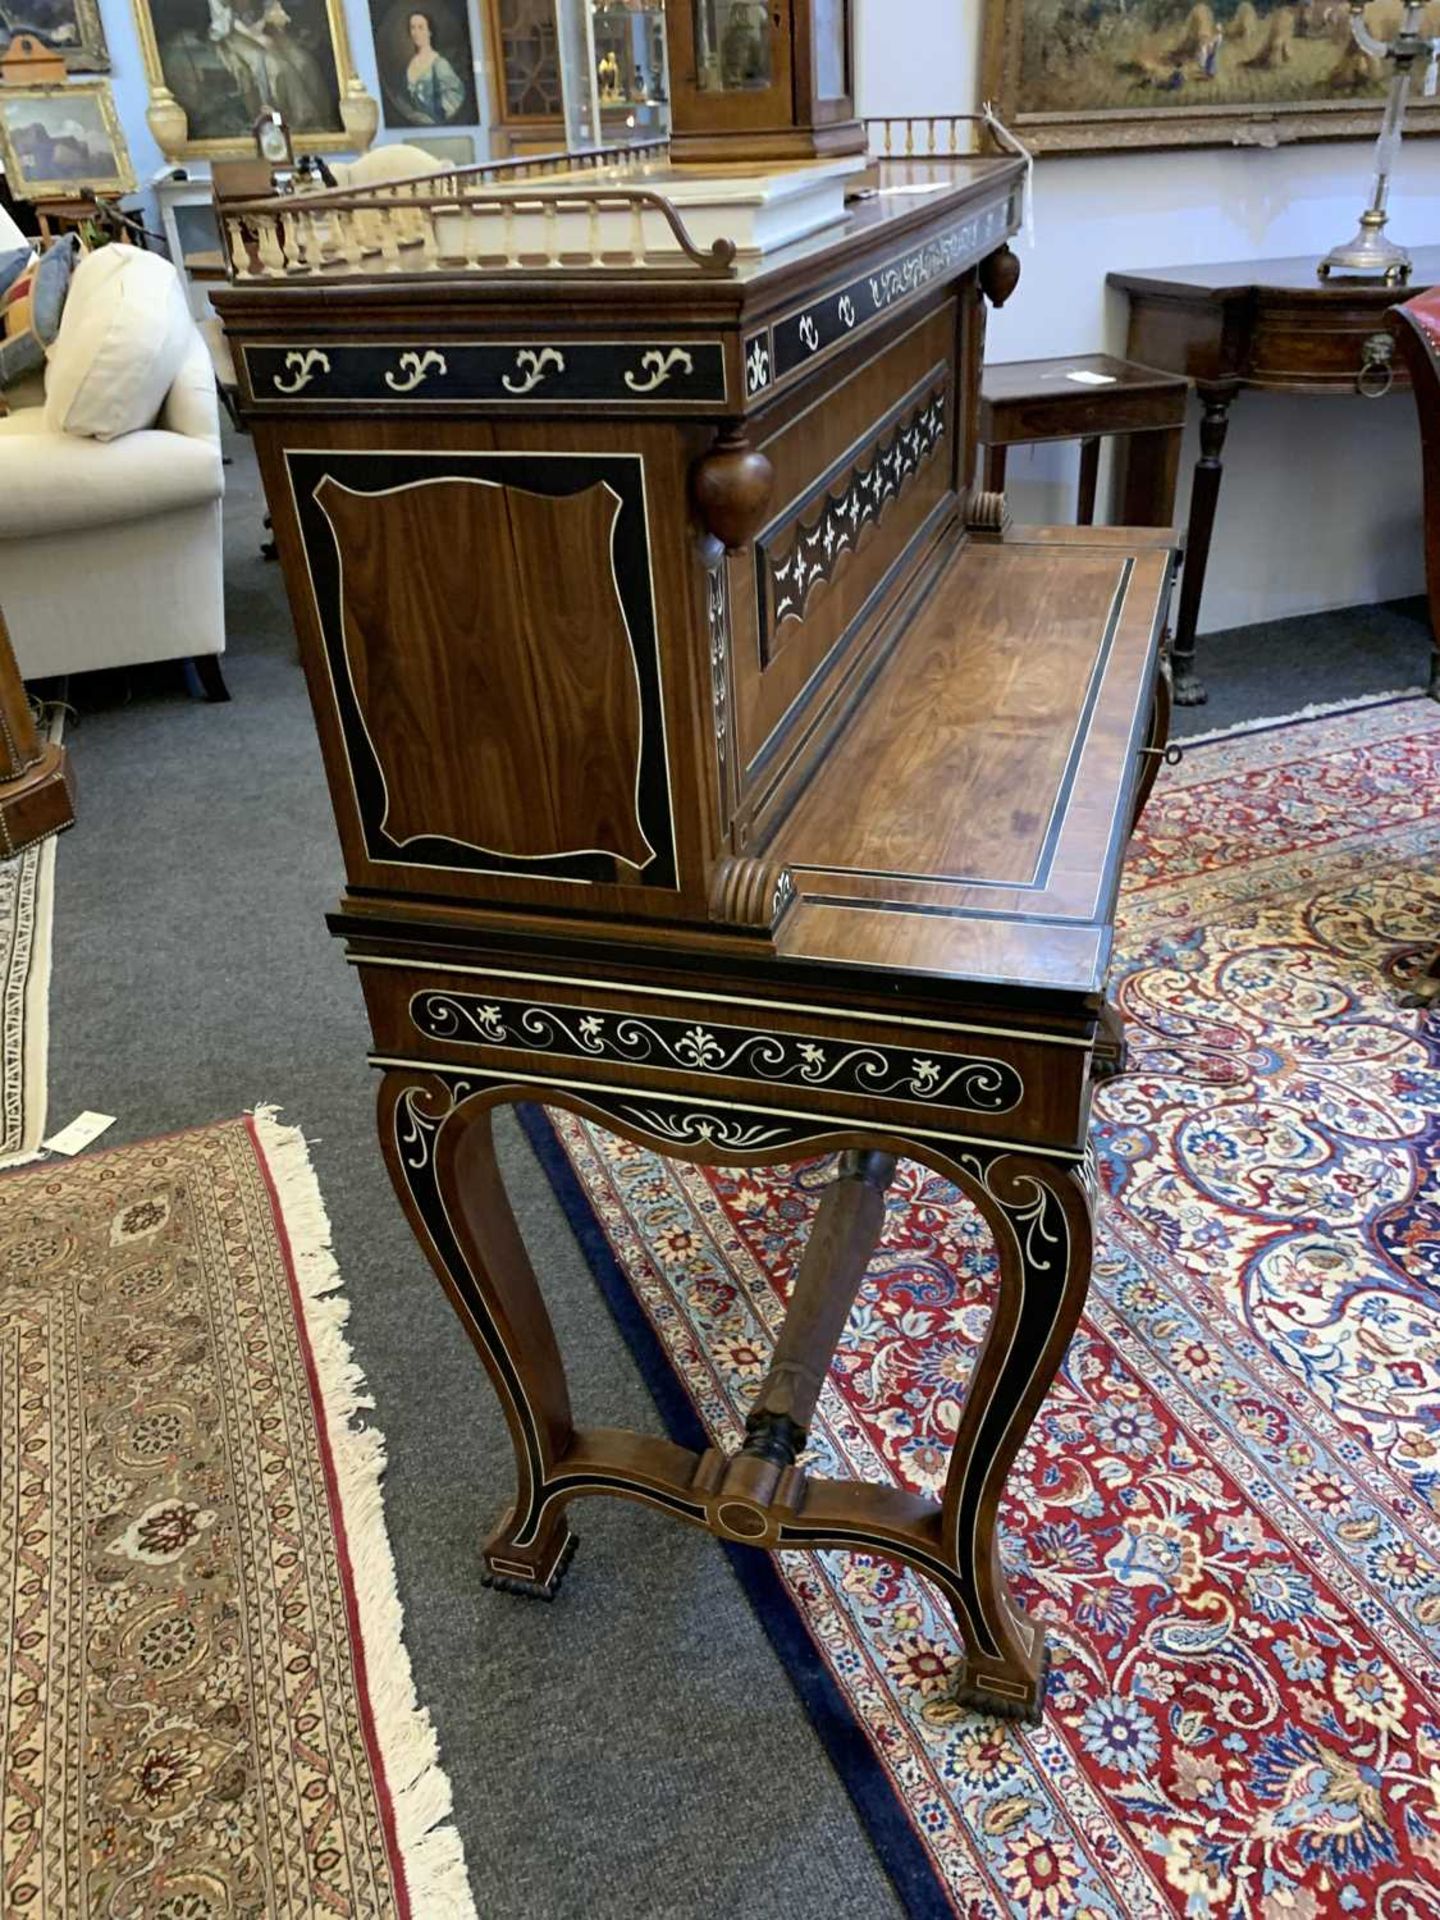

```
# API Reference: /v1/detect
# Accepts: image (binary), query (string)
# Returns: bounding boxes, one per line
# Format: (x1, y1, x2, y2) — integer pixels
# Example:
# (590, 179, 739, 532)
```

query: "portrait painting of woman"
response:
(370, 0, 477, 127)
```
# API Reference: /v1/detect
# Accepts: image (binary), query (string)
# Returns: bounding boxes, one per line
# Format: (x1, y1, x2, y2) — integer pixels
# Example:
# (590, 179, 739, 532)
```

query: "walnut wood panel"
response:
(773, 532, 1172, 992)
(258, 416, 709, 916)
(315, 475, 653, 869)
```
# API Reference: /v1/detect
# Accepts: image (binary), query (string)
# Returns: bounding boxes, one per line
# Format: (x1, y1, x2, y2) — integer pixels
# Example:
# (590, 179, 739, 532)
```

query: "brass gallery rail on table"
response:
(218, 146, 1176, 1724)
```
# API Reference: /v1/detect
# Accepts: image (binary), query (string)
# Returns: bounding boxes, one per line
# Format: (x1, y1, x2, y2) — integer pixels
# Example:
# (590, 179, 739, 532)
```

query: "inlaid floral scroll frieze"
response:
(770, 390, 947, 630)
(502, 346, 566, 394)
(272, 349, 331, 394)
(384, 349, 448, 393)
(624, 347, 694, 393)
(410, 988, 1023, 1113)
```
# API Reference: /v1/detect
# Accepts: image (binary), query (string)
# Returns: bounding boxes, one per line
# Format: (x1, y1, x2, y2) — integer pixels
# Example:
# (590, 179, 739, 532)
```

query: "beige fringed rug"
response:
(0, 1109, 476, 1919)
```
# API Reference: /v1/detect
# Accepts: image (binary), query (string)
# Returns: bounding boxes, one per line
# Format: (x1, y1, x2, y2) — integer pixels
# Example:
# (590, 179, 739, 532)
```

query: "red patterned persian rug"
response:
(524, 695, 1440, 1919)
(0, 1111, 476, 1918)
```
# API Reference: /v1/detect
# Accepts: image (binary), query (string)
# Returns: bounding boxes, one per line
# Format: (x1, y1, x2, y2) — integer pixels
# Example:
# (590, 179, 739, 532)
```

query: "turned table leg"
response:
(742, 1149, 898, 1466)
(379, 1072, 579, 1597)
(1171, 383, 1237, 707)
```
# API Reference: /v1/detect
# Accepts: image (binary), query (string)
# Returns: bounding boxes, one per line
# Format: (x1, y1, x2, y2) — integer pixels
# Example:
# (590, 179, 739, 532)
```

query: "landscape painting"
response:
(983, 0, 1440, 151)
(0, 81, 134, 197)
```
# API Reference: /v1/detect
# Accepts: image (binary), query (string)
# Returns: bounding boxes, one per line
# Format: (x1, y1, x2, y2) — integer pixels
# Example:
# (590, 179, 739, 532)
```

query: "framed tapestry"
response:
(0, 0, 109, 71)
(0, 80, 135, 195)
(368, 0, 479, 129)
(981, 0, 1440, 153)
(131, 0, 377, 158)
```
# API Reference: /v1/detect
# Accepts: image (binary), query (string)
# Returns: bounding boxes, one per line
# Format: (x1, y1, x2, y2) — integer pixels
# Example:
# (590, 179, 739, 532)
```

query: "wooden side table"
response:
(1111, 250, 1440, 705)
(978, 354, 1188, 528)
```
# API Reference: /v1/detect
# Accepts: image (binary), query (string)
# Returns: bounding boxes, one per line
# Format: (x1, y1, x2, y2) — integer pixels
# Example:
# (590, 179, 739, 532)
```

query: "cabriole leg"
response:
(378, 1073, 578, 1598)
(933, 1152, 1094, 1723)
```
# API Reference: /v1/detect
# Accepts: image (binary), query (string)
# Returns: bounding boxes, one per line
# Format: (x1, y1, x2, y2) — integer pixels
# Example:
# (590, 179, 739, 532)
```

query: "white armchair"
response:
(0, 244, 227, 695)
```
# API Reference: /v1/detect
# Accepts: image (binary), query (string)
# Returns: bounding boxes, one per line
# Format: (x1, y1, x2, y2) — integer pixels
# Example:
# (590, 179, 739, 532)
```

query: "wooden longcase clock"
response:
(666, 0, 862, 163)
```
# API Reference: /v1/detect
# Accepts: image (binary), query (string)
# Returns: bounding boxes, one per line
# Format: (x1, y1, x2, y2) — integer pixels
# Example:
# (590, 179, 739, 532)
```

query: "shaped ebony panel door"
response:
(290, 450, 677, 890)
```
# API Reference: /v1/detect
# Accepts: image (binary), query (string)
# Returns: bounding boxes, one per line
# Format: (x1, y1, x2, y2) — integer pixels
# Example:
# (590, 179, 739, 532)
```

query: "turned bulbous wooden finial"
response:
(980, 243, 1021, 310)
(692, 426, 774, 553)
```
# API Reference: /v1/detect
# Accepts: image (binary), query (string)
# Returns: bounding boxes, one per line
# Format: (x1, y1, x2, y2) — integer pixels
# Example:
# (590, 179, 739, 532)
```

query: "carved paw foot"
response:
(1172, 668, 1207, 707)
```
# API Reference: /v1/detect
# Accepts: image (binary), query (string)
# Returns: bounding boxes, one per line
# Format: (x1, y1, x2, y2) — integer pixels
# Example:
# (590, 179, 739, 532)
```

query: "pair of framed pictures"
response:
(128, 0, 473, 158)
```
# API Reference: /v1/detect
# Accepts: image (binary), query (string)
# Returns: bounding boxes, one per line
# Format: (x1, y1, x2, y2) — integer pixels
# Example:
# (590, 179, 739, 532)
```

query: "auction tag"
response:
(1066, 370, 1117, 386)
(44, 1111, 117, 1156)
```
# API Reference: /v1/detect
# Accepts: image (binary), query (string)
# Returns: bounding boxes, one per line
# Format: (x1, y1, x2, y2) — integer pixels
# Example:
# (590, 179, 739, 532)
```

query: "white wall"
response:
(856, 0, 1430, 632)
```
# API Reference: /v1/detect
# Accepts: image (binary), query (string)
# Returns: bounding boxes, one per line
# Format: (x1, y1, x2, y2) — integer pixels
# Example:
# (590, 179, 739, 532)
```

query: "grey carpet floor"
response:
(39, 433, 1437, 1918)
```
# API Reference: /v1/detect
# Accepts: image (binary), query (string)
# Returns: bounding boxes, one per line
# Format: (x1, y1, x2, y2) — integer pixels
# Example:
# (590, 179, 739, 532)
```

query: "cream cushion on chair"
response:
(329, 142, 440, 188)
(44, 244, 194, 441)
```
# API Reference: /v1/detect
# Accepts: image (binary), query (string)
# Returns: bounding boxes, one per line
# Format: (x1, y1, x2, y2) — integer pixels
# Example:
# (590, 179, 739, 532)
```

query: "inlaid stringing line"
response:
(368, 1057, 1088, 1163)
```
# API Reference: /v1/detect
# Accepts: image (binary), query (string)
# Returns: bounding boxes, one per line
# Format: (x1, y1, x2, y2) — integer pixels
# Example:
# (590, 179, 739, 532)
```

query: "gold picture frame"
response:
(981, 0, 1440, 154)
(130, 0, 379, 159)
(0, 0, 110, 73)
(0, 80, 136, 198)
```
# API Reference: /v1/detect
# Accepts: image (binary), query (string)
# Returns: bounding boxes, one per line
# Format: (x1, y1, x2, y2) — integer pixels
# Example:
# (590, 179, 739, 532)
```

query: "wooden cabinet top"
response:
(1109, 249, 1440, 303)
(771, 527, 1171, 996)
(214, 153, 1024, 311)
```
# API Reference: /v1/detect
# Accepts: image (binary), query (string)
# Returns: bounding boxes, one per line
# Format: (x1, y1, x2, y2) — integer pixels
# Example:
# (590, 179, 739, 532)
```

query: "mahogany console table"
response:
(218, 142, 1173, 1724)
(1111, 249, 1440, 705)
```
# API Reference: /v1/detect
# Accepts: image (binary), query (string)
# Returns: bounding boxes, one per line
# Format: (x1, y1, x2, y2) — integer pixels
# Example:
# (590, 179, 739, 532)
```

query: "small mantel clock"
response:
(664, 0, 862, 163)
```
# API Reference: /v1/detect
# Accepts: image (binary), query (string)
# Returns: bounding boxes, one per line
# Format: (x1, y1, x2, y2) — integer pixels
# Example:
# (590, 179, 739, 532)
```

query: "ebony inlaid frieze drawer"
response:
(242, 338, 732, 408)
(742, 188, 1020, 402)
(357, 959, 1092, 1156)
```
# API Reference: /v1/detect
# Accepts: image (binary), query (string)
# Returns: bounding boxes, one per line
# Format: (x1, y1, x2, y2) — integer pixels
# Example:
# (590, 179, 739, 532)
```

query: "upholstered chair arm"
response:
(158, 329, 221, 446)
